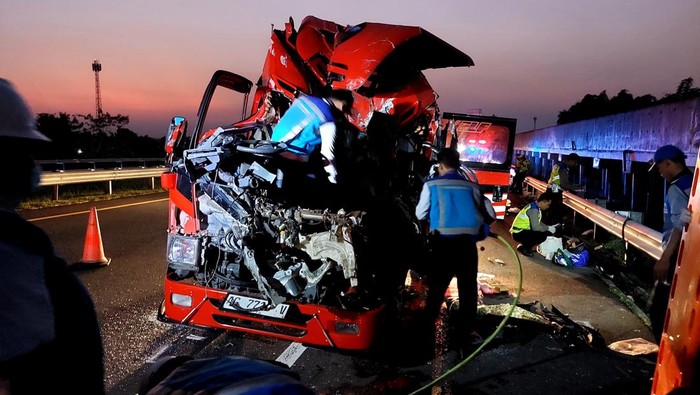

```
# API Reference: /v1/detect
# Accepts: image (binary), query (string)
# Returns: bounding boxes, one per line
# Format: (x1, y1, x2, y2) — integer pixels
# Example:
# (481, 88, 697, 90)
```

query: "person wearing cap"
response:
(647, 144, 693, 343)
(415, 147, 487, 356)
(0, 79, 105, 394)
(271, 89, 354, 184)
(510, 153, 532, 194)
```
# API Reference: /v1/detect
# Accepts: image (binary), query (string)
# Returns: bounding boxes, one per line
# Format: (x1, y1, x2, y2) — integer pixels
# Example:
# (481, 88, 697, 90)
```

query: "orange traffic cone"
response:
(76, 206, 110, 268)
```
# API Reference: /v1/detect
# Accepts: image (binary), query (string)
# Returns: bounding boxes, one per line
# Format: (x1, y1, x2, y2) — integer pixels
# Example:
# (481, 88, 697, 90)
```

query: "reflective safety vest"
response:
(425, 173, 482, 236)
(510, 202, 541, 233)
(548, 161, 565, 192)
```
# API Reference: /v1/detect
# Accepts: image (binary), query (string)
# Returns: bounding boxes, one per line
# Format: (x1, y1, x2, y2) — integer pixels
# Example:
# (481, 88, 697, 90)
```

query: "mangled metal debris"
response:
(477, 302, 604, 349)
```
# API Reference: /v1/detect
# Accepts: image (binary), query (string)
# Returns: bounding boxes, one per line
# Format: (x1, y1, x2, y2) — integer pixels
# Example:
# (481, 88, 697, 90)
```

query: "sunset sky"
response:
(2, 0, 698, 138)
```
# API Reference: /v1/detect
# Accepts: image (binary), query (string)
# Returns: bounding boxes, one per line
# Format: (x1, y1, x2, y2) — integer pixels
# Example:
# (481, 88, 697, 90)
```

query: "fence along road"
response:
(37, 157, 165, 200)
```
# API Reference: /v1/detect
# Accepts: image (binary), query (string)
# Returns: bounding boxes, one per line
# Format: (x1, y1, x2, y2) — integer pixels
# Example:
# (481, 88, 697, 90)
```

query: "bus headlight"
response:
(167, 234, 200, 270)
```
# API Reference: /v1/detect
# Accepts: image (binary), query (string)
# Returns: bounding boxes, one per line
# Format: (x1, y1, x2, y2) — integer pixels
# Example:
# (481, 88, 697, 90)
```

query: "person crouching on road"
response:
(510, 192, 557, 257)
(415, 147, 485, 350)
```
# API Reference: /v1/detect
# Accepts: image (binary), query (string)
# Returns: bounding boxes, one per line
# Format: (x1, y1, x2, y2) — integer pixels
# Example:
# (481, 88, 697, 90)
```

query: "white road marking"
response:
(27, 198, 168, 222)
(276, 342, 307, 367)
(145, 344, 170, 364)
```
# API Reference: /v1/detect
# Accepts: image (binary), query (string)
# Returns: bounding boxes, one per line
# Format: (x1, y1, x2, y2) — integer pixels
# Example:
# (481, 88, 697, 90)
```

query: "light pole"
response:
(533, 117, 537, 130)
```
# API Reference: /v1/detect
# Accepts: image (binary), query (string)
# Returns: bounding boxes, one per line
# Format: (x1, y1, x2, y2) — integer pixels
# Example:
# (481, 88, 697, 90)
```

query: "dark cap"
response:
(437, 147, 461, 169)
(649, 144, 686, 172)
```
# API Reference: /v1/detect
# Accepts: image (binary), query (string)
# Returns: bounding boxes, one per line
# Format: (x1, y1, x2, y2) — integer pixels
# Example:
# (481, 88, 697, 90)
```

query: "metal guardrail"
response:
(39, 168, 165, 187)
(37, 157, 163, 172)
(38, 167, 166, 200)
(524, 176, 663, 260)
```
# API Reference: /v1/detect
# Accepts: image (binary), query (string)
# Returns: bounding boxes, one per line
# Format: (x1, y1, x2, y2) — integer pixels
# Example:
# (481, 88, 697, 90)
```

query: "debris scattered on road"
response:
(608, 337, 659, 356)
(487, 256, 506, 266)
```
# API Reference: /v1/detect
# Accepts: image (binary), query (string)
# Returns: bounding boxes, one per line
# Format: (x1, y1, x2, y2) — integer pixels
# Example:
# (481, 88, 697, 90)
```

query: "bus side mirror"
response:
(165, 116, 187, 163)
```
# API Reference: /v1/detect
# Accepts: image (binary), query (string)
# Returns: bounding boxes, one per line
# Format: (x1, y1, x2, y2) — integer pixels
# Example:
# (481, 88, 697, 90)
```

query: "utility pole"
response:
(92, 60, 103, 119)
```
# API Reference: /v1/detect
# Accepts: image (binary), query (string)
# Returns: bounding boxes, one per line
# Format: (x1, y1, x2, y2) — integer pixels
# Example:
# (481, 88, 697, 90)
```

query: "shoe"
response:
(516, 244, 534, 257)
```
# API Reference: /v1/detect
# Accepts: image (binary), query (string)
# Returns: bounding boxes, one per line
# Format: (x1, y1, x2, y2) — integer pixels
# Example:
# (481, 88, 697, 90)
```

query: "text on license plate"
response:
(222, 294, 289, 319)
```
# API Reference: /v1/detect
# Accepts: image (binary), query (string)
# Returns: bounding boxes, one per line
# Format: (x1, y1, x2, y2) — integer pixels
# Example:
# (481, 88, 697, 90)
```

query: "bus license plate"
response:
(222, 294, 289, 319)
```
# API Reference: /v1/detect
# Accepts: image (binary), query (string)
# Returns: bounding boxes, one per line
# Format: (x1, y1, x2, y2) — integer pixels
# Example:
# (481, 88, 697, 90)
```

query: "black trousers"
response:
(424, 235, 479, 335)
(511, 172, 527, 192)
(649, 250, 679, 343)
(543, 187, 564, 223)
(511, 229, 550, 251)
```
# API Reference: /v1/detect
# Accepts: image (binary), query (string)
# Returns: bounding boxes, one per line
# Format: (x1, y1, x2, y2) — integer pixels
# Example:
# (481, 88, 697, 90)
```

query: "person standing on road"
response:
(647, 144, 693, 343)
(511, 153, 532, 194)
(271, 89, 354, 185)
(509, 192, 557, 257)
(0, 79, 105, 395)
(415, 147, 485, 352)
(546, 153, 581, 222)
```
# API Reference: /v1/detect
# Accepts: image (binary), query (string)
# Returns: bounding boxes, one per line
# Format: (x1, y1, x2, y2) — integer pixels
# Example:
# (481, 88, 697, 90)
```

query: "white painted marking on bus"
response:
(276, 342, 307, 367)
(27, 198, 169, 222)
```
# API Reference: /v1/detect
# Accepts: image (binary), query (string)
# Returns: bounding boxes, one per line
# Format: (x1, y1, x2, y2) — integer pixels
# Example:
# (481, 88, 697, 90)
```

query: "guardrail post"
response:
(150, 176, 155, 189)
(105, 181, 113, 195)
(52, 185, 59, 201)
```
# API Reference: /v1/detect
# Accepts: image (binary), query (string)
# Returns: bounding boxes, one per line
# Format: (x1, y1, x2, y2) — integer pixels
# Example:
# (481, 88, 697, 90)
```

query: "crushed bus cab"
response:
(157, 15, 474, 350)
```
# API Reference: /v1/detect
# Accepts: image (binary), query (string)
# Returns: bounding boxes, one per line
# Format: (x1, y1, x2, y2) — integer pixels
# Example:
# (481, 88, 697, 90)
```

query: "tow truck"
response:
(158, 15, 474, 350)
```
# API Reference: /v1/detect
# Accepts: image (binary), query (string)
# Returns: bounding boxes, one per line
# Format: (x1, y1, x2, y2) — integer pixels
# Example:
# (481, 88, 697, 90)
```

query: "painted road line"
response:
(27, 198, 169, 222)
(276, 342, 307, 367)
(145, 344, 170, 364)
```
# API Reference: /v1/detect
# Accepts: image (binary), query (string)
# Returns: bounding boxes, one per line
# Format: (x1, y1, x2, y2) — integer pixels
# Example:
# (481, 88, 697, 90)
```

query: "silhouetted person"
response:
(546, 152, 580, 222)
(0, 79, 105, 394)
(511, 153, 531, 194)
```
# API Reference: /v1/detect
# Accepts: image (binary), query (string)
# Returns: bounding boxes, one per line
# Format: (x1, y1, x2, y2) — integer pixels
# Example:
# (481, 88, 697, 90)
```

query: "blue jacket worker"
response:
(647, 144, 693, 342)
(415, 147, 485, 350)
(271, 90, 353, 184)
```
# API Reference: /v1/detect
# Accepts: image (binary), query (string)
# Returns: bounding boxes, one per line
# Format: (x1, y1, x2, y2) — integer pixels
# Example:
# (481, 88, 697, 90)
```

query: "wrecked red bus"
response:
(440, 112, 517, 219)
(158, 16, 473, 350)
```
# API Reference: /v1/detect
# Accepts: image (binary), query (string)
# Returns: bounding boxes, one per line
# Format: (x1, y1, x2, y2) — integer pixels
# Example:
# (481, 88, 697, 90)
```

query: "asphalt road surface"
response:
(23, 192, 658, 394)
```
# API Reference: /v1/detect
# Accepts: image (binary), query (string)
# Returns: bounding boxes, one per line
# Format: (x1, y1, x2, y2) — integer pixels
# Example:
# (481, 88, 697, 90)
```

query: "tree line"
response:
(33, 112, 164, 160)
(557, 77, 700, 125)
(31, 77, 698, 159)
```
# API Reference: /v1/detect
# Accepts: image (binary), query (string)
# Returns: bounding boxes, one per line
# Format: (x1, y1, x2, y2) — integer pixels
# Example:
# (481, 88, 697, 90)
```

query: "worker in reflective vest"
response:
(510, 192, 557, 257)
(547, 153, 580, 193)
(546, 153, 580, 222)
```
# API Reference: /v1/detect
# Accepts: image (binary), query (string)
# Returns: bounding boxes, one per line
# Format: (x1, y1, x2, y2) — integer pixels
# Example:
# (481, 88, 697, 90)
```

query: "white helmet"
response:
(0, 78, 50, 141)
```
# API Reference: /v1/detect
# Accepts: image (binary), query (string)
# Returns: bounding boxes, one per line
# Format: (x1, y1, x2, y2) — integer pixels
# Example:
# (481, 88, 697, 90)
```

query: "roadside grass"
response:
(19, 179, 166, 210)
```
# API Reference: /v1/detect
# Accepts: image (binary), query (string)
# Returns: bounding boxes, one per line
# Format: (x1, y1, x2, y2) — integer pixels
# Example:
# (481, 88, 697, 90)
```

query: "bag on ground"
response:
(537, 236, 563, 260)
